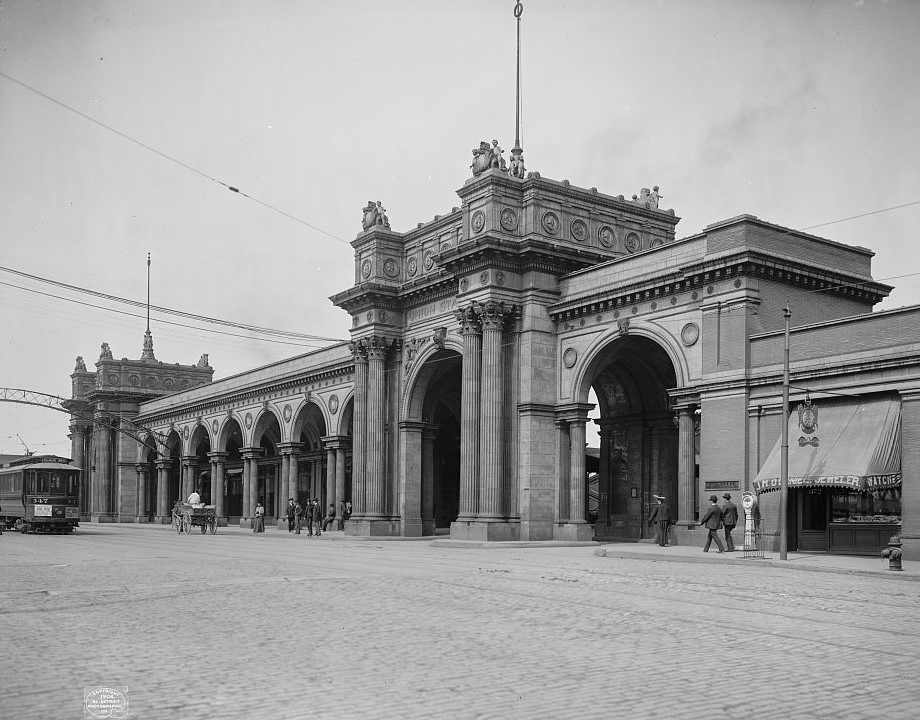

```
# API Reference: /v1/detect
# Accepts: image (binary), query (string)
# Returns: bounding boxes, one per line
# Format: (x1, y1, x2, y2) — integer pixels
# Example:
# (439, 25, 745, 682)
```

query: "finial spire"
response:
(513, 1, 523, 153)
(142, 252, 155, 359)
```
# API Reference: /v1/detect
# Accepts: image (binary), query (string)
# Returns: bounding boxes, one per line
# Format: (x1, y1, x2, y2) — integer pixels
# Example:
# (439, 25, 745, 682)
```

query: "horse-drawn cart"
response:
(172, 502, 217, 535)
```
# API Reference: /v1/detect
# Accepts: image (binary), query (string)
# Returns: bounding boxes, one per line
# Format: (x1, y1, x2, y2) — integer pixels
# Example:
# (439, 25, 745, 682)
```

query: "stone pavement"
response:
(1, 523, 918, 720)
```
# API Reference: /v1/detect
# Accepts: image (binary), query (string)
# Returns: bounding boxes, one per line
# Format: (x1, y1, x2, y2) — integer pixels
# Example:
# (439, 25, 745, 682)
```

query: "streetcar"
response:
(0, 454, 81, 533)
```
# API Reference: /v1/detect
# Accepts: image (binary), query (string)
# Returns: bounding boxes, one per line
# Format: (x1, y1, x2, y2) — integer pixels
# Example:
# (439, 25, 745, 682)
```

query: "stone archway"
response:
(218, 418, 244, 518)
(252, 411, 282, 520)
(189, 425, 212, 504)
(582, 335, 678, 541)
(165, 430, 182, 508)
(402, 347, 463, 536)
(292, 402, 329, 507)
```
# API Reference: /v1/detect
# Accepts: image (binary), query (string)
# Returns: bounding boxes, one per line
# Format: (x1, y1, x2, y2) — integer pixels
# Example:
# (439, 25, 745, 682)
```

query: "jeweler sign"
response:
(753, 473, 901, 493)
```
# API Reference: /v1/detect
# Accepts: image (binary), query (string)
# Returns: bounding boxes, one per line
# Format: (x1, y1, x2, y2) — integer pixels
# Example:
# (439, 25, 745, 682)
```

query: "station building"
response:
(67, 163, 920, 558)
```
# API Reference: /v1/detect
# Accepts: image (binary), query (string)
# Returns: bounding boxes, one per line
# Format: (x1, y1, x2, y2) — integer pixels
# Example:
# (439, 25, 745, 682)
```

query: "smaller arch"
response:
(571, 322, 689, 404)
(401, 337, 464, 421)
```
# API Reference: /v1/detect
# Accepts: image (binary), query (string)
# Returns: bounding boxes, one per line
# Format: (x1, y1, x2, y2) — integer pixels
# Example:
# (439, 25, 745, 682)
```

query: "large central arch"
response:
(401, 345, 463, 536)
(580, 334, 678, 540)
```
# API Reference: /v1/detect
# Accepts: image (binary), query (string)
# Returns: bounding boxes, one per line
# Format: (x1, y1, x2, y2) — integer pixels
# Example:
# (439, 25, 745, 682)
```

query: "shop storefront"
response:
(753, 396, 901, 556)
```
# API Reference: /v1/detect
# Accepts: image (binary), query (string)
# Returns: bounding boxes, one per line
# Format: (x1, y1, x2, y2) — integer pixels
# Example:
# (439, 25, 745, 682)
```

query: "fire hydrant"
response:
(881, 535, 903, 571)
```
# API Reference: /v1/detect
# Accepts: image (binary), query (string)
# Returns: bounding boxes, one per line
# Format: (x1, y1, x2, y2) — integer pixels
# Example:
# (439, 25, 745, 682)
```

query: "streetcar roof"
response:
(0, 462, 81, 473)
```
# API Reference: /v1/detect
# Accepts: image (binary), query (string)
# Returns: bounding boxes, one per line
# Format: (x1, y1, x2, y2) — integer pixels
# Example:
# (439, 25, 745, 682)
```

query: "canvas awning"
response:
(752, 396, 901, 493)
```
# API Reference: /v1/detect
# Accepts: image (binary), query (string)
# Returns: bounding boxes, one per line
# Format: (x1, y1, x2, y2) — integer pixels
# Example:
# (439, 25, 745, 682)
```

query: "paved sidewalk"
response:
(594, 540, 919, 580)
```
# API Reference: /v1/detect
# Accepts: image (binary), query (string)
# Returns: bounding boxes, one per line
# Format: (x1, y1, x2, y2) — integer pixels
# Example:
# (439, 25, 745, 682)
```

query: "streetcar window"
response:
(36, 471, 50, 493)
(50, 473, 63, 492)
(67, 474, 80, 495)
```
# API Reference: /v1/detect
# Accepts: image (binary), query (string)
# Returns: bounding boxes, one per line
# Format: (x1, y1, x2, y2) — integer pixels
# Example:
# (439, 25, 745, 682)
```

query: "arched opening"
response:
(165, 430, 182, 507)
(219, 418, 244, 518)
(141, 437, 156, 521)
(189, 425, 211, 505)
(585, 335, 678, 541)
(253, 412, 282, 521)
(407, 347, 462, 535)
(292, 403, 328, 507)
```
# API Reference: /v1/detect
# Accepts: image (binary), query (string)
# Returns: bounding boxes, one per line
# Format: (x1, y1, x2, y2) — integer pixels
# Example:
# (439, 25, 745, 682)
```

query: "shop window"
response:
(831, 488, 901, 524)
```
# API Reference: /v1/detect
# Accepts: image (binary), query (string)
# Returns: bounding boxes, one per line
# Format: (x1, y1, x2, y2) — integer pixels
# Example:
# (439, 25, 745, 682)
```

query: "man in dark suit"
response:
(721, 493, 739, 552)
(647, 495, 672, 547)
(699, 495, 725, 552)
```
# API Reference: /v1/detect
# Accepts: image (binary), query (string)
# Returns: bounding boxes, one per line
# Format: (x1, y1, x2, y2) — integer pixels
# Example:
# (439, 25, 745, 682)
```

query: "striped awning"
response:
(753, 396, 901, 494)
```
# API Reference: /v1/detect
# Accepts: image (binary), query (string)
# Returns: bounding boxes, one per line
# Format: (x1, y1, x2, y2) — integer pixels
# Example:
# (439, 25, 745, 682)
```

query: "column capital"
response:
(207, 451, 229, 462)
(320, 434, 351, 450)
(155, 458, 172, 471)
(241, 447, 263, 460)
(349, 339, 369, 363)
(180, 455, 199, 465)
(456, 303, 482, 335)
(277, 442, 304, 455)
(479, 300, 515, 331)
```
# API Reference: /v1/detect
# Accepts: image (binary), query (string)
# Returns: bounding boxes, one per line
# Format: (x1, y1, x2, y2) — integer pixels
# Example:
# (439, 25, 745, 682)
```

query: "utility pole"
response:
(779, 305, 791, 560)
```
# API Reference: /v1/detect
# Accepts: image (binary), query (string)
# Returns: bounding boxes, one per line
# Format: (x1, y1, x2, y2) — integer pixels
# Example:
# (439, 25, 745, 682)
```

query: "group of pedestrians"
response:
(647, 492, 740, 553)
(280, 497, 352, 536)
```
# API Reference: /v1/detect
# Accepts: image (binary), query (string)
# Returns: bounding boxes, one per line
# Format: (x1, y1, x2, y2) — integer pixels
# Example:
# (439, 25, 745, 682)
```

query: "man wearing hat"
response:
(721, 493, 739, 552)
(647, 495, 672, 547)
(699, 495, 725, 552)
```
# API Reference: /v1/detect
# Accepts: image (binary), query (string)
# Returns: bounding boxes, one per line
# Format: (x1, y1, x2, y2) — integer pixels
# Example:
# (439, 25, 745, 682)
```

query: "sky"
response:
(1, 0, 919, 457)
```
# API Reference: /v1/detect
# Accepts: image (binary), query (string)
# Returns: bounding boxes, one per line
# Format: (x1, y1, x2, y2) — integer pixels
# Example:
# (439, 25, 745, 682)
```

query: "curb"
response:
(593, 547, 920, 581)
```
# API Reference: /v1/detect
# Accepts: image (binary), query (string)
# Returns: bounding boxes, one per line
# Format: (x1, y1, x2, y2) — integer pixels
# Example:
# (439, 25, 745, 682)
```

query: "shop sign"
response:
(705, 481, 739, 490)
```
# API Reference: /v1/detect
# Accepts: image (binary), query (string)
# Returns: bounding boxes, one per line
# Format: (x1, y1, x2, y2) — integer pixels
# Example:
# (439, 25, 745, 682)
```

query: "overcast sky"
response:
(2, 0, 919, 456)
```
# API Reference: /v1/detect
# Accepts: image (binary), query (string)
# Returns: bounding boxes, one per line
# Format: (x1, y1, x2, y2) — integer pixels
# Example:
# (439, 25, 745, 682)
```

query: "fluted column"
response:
(156, 459, 170, 521)
(324, 443, 336, 511)
(135, 463, 147, 519)
(335, 443, 346, 527)
(92, 414, 113, 518)
(365, 336, 389, 517)
(351, 341, 368, 516)
(181, 456, 198, 500)
(456, 304, 482, 520)
(555, 419, 571, 523)
(242, 448, 261, 521)
(569, 417, 587, 523)
(677, 406, 697, 523)
(478, 301, 507, 518)
(208, 451, 227, 519)
(422, 426, 437, 531)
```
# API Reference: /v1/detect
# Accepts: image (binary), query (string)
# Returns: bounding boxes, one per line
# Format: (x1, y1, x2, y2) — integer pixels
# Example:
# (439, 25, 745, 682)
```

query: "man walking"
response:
(699, 495, 725, 553)
(721, 493, 738, 552)
(647, 495, 672, 547)
(286, 498, 296, 533)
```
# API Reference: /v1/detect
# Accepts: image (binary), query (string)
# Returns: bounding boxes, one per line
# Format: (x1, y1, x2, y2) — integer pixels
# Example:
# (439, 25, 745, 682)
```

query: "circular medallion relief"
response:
(107, 373, 119, 385)
(500, 208, 518, 231)
(707, 285, 715, 294)
(471, 210, 486, 233)
(423, 251, 435, 271)
(495, 271, 505, 286)
(366, 311, 373, 323)
(598, 225, 614, 248)
(459, 278, 469, 292)
(283, 404, 292, 422)
(681, 322, 700, 347)
(407, 257, 418, 276)
(625, 232, 640, 253)
(542, 211, 560, 235)
(650, 238, 663, 248)
(180, 379, 189, 389)
(361, 259, 372, 279)
(164, 378, 175, 390)
(379, 310, 388, 323)
(244, 412, 253, 429)
(383, 258, 399, 278)
(571, 219, 588, 243)
(212, 419, 219, 434)
(129, 375, 140, 387)
(563, 348, 578, 369)
(329, 394, 340, 414)
(480, 271, 489, 286)
(145, 376, 157, 388)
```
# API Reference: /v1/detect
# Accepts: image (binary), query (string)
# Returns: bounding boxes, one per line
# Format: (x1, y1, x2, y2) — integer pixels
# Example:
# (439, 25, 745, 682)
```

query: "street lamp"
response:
(779, 305, 791, 560)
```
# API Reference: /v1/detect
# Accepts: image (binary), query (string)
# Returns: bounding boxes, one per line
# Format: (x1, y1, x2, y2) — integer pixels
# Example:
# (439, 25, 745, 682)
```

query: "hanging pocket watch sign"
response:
(797, 396, 819, 447)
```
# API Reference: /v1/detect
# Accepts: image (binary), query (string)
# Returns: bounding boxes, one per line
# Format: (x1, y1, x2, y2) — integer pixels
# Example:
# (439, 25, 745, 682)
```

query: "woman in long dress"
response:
(253, 501, 265, 533)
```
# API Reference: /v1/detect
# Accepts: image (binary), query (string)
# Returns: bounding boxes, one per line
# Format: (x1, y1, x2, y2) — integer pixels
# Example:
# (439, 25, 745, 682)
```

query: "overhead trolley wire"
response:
(0, 265, 347, 343)
(0, 71, 352, 247)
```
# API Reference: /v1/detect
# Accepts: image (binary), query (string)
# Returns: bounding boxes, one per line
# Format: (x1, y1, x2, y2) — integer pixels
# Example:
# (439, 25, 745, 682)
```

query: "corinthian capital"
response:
(455, 303, 482, 335)
(479, 301, 512, 331)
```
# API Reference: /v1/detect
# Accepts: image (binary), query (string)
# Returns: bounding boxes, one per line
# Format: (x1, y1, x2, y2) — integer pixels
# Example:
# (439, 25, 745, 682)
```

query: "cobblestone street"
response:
(1, 525, 917, 720)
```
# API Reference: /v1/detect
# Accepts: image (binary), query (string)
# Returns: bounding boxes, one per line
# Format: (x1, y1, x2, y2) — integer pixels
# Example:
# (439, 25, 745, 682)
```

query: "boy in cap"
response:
(699, 495, 725, 552)
(721, 493, 738, 551)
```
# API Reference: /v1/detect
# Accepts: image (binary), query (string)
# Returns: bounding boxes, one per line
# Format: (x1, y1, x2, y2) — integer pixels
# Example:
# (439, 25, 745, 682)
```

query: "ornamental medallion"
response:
(471, 210, 486, 233)
(571, 219, 588, 243)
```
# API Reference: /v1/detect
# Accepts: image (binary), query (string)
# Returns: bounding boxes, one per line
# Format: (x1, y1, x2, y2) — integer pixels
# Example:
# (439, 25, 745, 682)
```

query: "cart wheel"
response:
(182, 512, 192, 535)
(208, 518, 217, 535)
(199, 521, 207, 534)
